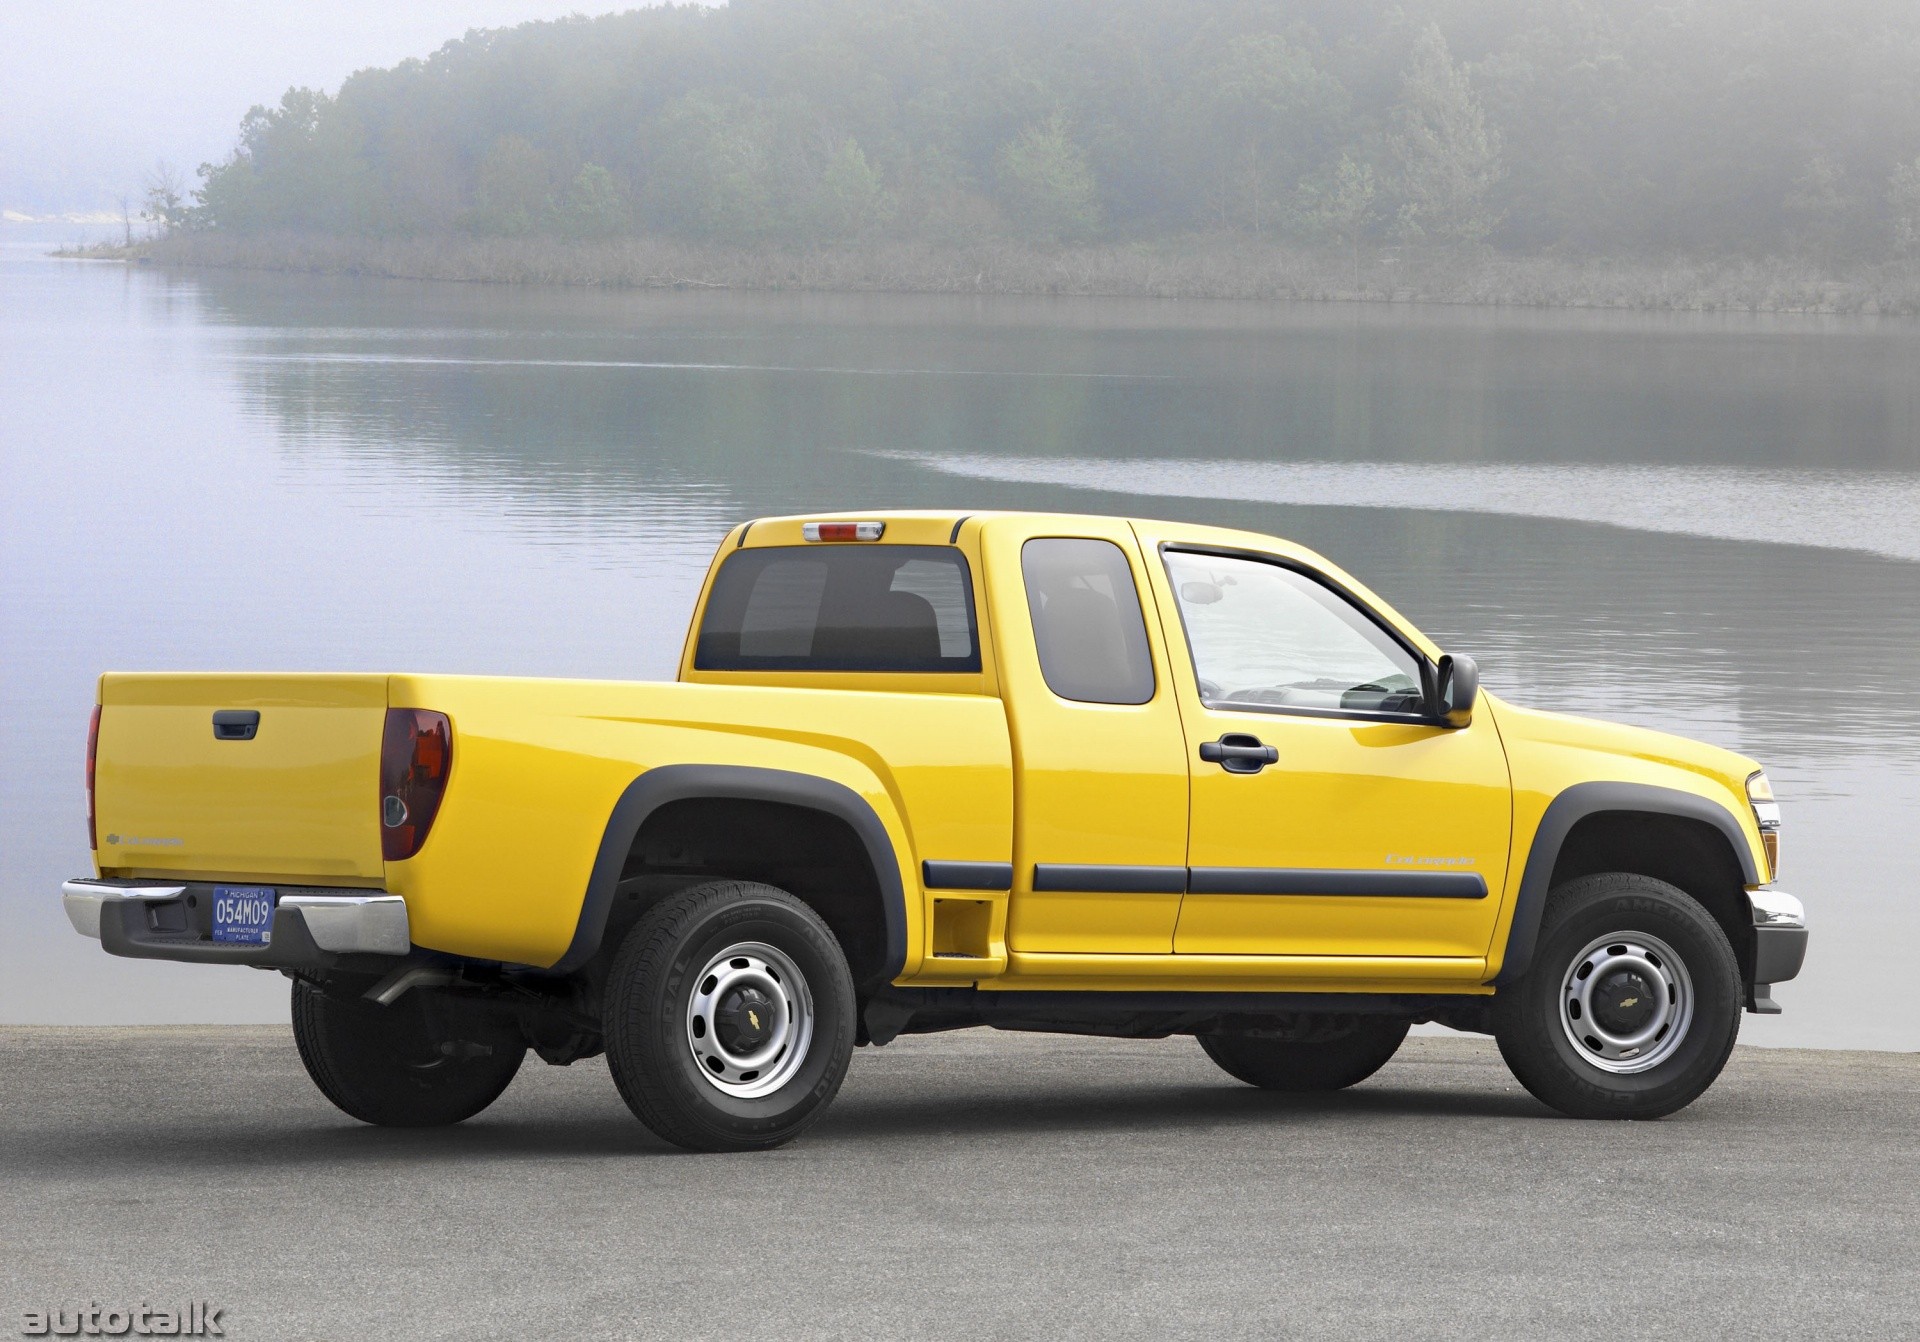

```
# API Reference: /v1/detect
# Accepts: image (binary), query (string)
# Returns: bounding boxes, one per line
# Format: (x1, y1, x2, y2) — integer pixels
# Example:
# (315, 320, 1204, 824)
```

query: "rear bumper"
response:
(63, 878, 410, 969)
(1746, 888, 1808, 1015)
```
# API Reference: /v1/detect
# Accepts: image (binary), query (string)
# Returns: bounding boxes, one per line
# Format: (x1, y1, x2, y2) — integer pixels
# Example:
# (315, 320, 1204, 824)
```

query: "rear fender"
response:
(550, 765, 907, 977)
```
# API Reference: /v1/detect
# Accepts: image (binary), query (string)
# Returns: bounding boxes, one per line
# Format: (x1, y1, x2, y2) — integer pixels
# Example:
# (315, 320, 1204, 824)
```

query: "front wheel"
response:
(1198, 1017, 1410, 1091)
(1493, 873, 1741, 1119)
(291, 982, 525, 1127)
(603, 880, 856, 1152)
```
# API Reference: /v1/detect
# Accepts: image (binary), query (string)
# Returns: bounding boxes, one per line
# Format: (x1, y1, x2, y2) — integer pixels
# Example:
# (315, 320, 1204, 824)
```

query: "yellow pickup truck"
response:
(66, 511, 1806, 1149)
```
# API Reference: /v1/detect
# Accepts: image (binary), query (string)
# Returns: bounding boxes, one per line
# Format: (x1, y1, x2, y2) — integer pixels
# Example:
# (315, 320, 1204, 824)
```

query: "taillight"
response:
(380, 709, 453, 862)
(86, 705, 100, 850)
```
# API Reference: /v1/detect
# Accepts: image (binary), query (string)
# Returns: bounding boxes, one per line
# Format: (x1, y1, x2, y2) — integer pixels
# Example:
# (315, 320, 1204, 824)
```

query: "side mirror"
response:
(1180, 580, 1224, 606)
(1435, 653, 1479, 728)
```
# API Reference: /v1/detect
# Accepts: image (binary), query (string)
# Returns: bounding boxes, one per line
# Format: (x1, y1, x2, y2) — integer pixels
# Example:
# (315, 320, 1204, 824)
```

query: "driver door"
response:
(1135, 526, 1511, 972)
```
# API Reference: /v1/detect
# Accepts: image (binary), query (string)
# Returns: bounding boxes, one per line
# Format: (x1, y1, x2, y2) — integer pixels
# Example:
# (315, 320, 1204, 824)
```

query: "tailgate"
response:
(94, 673, 388, 882)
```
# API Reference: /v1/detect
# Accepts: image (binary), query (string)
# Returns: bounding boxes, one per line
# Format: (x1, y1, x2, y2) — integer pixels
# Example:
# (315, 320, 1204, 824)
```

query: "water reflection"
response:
(2, 244, 1915, 1047)
(905, 454, 1920, 561)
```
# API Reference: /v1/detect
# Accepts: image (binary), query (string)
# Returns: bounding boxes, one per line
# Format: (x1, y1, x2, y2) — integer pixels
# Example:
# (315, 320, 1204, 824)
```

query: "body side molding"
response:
(1033, 864, 1188, 894)
(551, 764, 908, 977)
(1188, 867, 1487, 898)
(1032, 865, 1487, 897)
(922, 860, 1013, 891)
(1490, 780, 1760, 988)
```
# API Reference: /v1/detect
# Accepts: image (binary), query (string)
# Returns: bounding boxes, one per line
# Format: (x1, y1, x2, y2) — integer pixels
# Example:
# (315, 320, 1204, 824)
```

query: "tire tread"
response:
(604, 880, 855, 1152)
(1493, 872, 1740, 1120)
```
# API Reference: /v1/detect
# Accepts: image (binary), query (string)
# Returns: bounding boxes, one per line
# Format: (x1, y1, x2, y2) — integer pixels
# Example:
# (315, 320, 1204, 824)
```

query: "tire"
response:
(1198, 1017, 1410, 1091)
(603, 880, 857, 1152)
(1493, 872, 1741, 1120)
(291, 981, 525, 1127)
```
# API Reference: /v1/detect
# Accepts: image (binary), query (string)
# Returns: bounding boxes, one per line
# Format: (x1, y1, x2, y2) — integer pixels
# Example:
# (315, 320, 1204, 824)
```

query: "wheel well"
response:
(1549, 811, 1755, 978)
(607, 797, 890, 990)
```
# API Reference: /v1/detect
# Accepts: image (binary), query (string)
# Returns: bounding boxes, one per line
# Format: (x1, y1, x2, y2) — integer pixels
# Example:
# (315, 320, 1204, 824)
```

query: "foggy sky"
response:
(0, 2, 662, 215)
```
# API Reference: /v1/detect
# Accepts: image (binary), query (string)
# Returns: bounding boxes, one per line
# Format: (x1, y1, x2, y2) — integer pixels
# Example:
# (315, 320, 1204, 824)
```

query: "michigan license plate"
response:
(211, 886, 275, 945)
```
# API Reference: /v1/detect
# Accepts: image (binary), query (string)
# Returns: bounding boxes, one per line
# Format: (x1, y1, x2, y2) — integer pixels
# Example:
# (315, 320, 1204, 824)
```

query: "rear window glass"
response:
(695, 545, 981, 673)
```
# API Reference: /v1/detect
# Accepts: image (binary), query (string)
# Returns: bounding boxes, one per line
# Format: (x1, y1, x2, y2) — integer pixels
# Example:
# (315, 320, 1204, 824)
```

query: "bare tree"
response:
(117, 193, 134, 247)
(142, 161, 188, 237)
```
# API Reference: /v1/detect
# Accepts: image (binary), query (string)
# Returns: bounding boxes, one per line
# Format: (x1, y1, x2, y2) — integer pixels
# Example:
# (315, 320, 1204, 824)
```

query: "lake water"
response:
(3, 225, 1916, 1048)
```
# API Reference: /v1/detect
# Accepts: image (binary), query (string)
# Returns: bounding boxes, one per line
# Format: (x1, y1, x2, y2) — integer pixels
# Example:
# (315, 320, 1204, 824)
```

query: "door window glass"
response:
(1163, 550, 1425, 715)
(1022, 538, 1155, 705)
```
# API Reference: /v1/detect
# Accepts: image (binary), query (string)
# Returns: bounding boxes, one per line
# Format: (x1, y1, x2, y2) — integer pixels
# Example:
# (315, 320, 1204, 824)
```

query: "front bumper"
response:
(63, 878, 410, 969)
(1746, 888, 1808, 1015)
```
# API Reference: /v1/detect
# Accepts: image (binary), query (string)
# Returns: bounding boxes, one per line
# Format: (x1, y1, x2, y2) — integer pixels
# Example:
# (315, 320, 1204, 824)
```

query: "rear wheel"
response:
(1493, 873, 1741, 1119)
(604, 880, 856, 1152)
(291, 982, 525, 1127)
(1198, 1017, 1410, 1091)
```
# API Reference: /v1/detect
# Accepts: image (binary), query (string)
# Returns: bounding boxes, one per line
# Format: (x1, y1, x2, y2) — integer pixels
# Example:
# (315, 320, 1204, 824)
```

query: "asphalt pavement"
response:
(1, 1026, 1914, 1340)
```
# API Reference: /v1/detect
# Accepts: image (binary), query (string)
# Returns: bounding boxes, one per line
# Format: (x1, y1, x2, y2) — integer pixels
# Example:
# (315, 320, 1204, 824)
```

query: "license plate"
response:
(211, 886, 275, 945)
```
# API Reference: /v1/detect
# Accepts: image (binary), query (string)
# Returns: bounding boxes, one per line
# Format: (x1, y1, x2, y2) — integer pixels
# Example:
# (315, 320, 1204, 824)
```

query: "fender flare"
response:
(1490, 781, 1760, 988)
(549, 764, 908, 977)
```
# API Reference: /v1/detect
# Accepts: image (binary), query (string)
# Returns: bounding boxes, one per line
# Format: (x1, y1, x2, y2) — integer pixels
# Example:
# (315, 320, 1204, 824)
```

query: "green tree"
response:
(995, 116, 1100, 243)
(195, 87, 374, 232)
(645, 91, 775, 242)
(1785, 153, 1853, 257)
(470, 135, 551, 236)
(1291, 153, 1378, 280)
(369, 121, 464, 235)
(811, 138, 896, 242)
(1388, 26, 1504, 247)
(182, 0, 1920, 260)
(558, 163, 630, 240)
(1889, 159, 1920, 257)
(1192, 34, 1349, 236)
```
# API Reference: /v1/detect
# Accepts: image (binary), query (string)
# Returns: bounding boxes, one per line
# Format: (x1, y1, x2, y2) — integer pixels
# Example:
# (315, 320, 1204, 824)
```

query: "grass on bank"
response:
(58, 230, 1920, 315)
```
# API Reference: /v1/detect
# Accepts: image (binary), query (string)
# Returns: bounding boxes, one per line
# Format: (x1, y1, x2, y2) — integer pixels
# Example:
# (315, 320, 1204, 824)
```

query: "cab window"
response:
(695, 545, 979, 672)
(1022, 538, 1155, 705)
(1163, 550, 1425, 716)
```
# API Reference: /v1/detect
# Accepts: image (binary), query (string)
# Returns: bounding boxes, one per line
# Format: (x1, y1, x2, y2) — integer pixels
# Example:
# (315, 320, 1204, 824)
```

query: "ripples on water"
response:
(2, 233, 1916, 1046)
(901, 454, 1920, 563)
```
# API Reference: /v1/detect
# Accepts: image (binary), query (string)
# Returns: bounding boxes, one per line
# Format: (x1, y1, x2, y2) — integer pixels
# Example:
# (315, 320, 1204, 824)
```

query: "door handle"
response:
(1198, 734, 1278, 774)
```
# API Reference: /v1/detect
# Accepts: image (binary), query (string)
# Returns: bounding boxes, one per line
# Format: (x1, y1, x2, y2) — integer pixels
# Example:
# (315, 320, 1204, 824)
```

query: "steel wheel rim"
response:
(684, 941, 814, 1099)
(1558, 930, 1694, 1075)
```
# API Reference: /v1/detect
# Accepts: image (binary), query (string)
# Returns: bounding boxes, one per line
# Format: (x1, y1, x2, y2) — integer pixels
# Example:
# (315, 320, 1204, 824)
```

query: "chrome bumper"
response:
(62, 880, 184, 939)
(1746, 888, 1808, 1015)
(63, 879, 411, 964)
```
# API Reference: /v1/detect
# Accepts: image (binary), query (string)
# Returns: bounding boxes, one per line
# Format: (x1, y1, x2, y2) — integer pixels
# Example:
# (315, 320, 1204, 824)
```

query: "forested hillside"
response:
(187, 0, 1920, 262)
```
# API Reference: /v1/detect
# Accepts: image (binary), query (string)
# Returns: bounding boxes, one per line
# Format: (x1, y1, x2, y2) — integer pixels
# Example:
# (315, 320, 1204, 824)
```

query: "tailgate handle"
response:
(211, 710, 260, 741)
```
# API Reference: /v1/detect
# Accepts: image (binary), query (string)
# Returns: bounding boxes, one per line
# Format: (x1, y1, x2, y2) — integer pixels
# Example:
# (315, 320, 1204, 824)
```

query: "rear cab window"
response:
(695, 545, 981, 673)
(1020, 538, 1156, 705)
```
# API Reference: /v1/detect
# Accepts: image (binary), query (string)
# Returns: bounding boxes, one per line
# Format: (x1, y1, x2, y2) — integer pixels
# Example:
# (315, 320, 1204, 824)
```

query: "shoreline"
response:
(58, 230, 1920, 315)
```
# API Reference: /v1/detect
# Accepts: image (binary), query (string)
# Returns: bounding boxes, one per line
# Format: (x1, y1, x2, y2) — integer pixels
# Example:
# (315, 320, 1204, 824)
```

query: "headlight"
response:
(1747, 771, 1781, 879)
